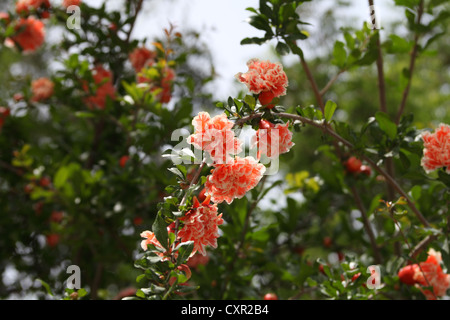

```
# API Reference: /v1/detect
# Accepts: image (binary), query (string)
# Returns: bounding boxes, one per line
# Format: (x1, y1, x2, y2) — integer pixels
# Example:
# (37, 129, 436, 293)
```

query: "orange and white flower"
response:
(252, 120, 294, 159)
(421, 123, 450, 174)
(204, 156, 266, 204)
(397, 248, 450, 300)
(178, 196, 224, 256)
(187, 112, 242, 164)
(235, 59, 288, 106)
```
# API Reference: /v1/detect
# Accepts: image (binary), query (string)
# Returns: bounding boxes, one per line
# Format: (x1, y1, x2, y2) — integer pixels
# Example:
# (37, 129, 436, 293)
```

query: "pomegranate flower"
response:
(63, 0, 81, 8)
(205, 156, 266, 204)
(140, 230, 176, 261)
(129, 47, 156, 72)
(83, 65, 116, 110)
(421, 123, 450, 174)
(187, 112, 242, 164)
(178, 196, 224, 256)
(31, 77, 54, 102)
(397, 249, 450, 300)
(413, 249, 450, 300)
(10, 17, 45, 52)
(252, 120, 294, 159)
(235, 58, 288, 106)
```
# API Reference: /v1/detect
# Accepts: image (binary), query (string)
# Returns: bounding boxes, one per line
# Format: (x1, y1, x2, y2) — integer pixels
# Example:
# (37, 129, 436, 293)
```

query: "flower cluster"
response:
(235, 58, 288, 108)
(1, 1, 82, 53)
(398, 249, 450, 300)
(82, 65, 116, 110)
(421, 123, 450, 174)
(141, 196, 223, 258)
(31, 77, 54, 102)
(129, 46, 176, 104)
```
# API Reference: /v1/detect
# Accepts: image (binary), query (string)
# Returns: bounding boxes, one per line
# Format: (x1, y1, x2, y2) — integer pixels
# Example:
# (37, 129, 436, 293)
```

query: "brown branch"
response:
(320, 70, 345, 96)
(300, 57, 325, 112)
(395, 0, 424, 124)
(368, 0, 387, 113)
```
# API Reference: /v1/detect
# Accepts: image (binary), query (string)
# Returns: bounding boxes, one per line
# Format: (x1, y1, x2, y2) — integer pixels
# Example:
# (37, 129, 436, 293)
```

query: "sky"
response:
(84, 0, 404, 100)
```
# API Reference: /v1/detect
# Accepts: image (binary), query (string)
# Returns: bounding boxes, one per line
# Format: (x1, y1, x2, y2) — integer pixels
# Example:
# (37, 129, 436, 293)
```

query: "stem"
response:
(395, 0, 424, 124)
(125, 0, 144, 45)
(320, 70, 345, 96)
(300, 57, 325, 112)
(368, 0, 387, 113)
(350, 186, 383, 264)
(170, 159, 206, 258)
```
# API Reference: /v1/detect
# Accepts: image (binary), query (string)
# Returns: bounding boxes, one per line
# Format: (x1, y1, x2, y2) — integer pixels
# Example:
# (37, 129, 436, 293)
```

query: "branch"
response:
(368, 0, 387, 113)
(320, 70, 345, 96)
(395, 0, 424, 124)
(300, 57, 325, 112)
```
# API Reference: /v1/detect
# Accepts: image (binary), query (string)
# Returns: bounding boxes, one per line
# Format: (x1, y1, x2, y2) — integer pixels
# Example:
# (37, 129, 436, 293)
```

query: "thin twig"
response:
(395, 0, 424, 124)
(300, 57, 325, 112)
(368, 0, 387, 113)
(319, 70, 345, 96)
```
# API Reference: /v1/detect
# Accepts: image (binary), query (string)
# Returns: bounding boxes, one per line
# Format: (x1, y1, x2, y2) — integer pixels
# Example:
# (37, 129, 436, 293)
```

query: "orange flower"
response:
(178, 196, 224, 256)
(413, 249, 450, 299)
(31, 77, 54, 102)
(235, 58, 288, 106)
(398, 249, 450, 299)
(187, 112, 242, 164)
(421, 123, 450, 174)
(16, 0, 51, 16)
(63, 0, 81, 7)
(83, 65, 116, 110)
(10, 17, 45, 52)
(252, 120, 294, 159)
(205, 156, 266, 204)
(129, 47, 156, 72)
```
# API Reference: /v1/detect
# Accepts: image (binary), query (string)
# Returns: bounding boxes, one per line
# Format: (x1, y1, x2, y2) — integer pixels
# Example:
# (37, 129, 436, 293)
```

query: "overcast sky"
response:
(82, 0, 404, 99)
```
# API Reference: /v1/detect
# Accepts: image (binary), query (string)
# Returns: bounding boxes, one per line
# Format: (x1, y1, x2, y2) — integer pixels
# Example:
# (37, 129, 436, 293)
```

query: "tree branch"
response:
(395, 0, 424, 124)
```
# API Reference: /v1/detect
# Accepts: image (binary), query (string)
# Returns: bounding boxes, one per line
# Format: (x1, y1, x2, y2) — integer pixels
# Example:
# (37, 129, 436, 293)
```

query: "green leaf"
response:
(74, 111, 96, 118)
(331, 41, 347, 68)
(168, 167, 184, 180)
(375, 111, 397, 140)
(276, 41, 290, 56)
(324, 100, 337, 122)
(175, 241, 194, 266)
(152, 213, 169, 251)
(38, 279, 54, 296)
(437, 170, 450, 188)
